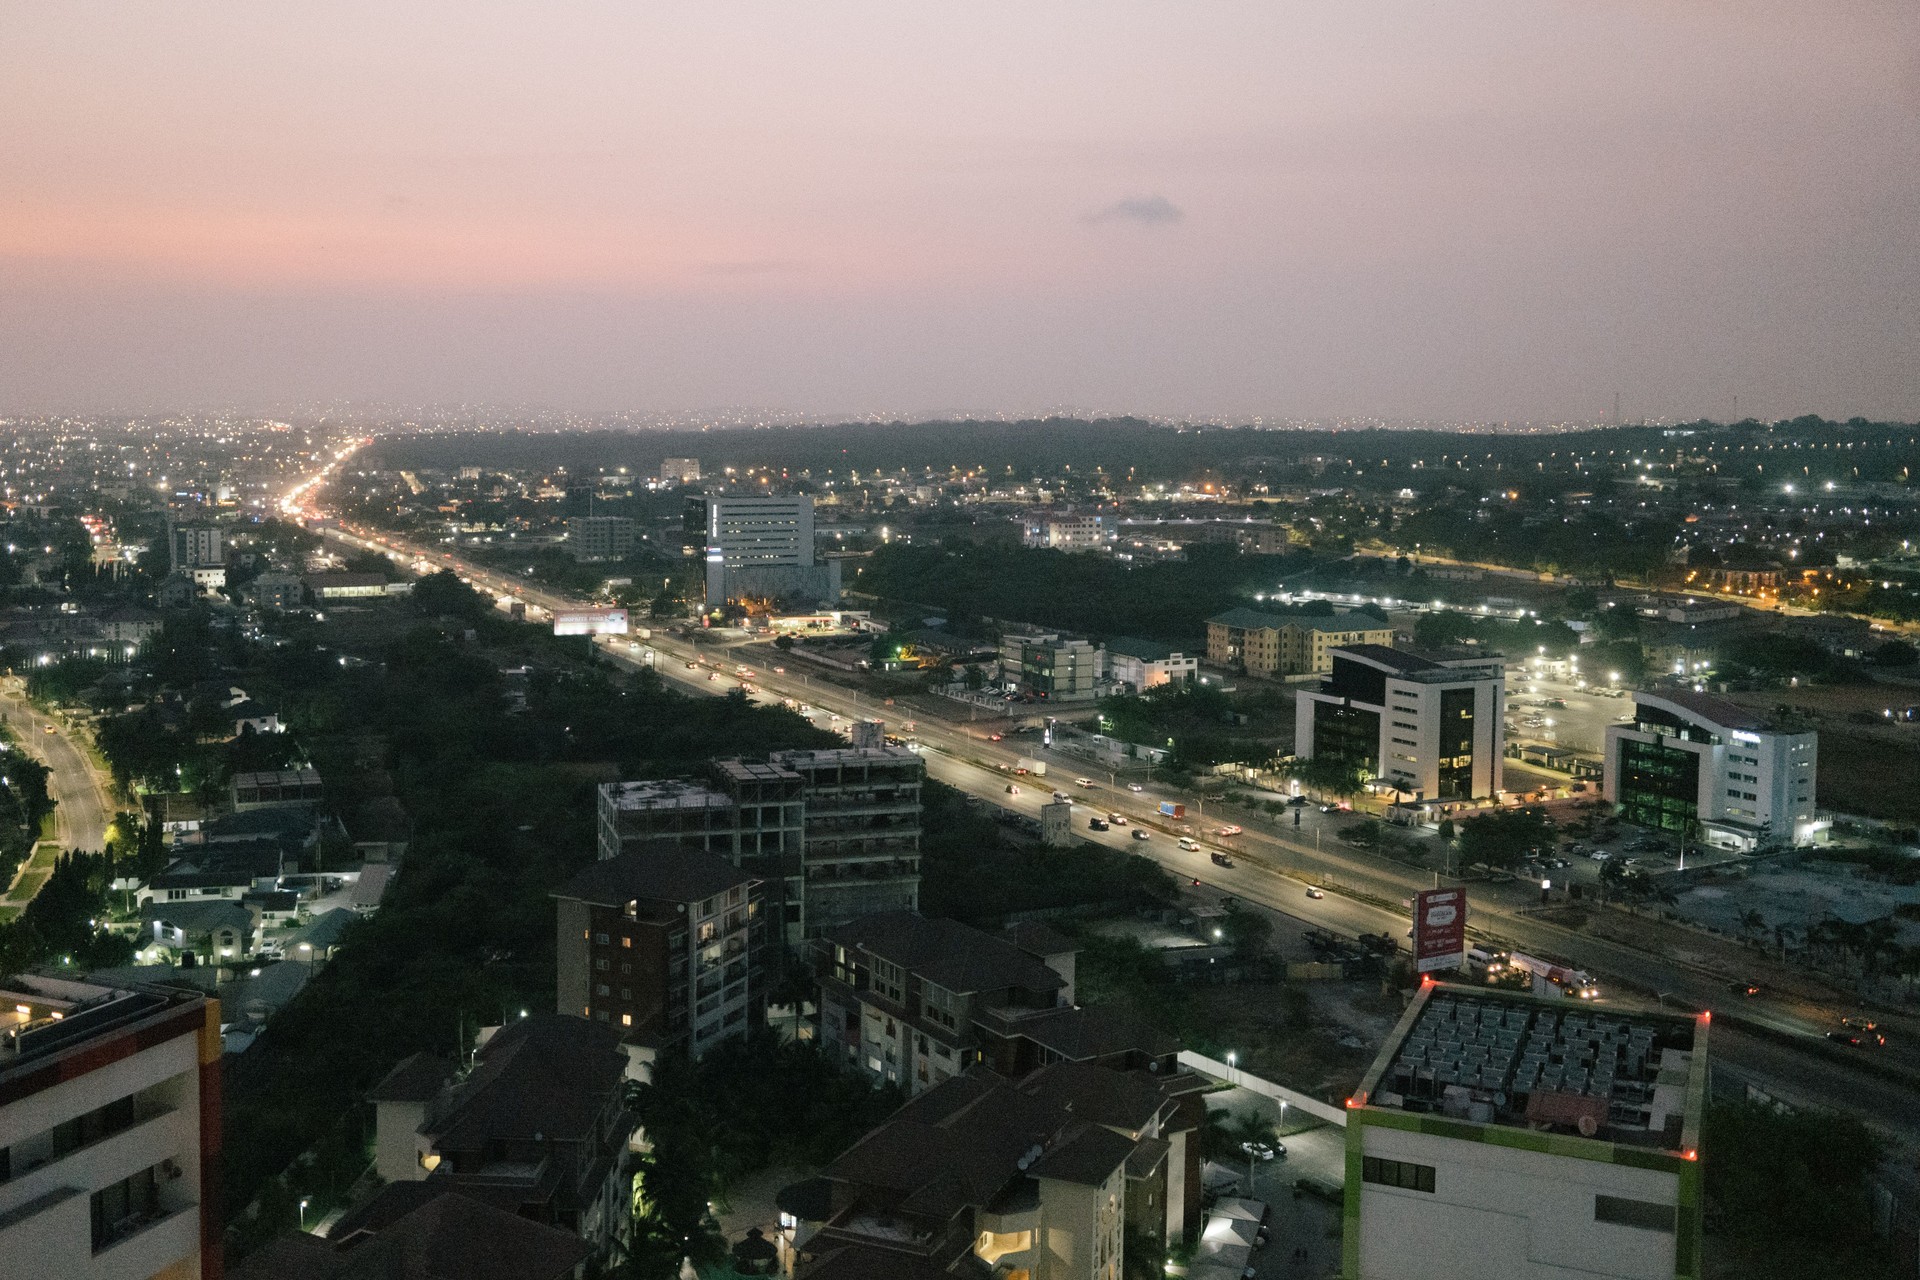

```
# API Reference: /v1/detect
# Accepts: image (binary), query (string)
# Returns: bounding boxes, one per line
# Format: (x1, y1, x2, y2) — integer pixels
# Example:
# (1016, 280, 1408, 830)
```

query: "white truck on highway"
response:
(1015, 757, 1047, 777)
(1506, 951, 1600, 1000)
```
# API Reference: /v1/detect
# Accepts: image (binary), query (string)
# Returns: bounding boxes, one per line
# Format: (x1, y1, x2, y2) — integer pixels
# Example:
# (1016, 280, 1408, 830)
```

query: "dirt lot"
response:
(1188, 979, 1407, 1106)
(1723, 684, 1920, 821)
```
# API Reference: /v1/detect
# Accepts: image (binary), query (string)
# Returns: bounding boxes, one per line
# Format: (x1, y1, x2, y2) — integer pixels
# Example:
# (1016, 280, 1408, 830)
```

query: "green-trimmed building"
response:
(1341, 983, 1707, 1280)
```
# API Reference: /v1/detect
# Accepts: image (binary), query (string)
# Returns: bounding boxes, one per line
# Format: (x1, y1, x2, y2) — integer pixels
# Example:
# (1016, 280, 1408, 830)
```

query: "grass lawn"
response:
(11, 868, 50, 899)
(0, 905, 18, 923)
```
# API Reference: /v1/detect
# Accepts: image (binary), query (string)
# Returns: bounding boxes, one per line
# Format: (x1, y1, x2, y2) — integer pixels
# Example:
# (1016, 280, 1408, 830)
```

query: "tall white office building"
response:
(696, 495, 838, 607)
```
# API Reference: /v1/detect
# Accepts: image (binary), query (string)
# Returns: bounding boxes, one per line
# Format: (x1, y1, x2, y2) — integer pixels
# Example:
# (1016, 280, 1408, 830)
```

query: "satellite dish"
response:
(1577, 1114, 1599, 1138)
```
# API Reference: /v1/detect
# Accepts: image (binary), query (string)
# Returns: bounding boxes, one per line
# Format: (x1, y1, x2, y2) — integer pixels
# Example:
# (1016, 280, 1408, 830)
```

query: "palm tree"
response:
(1736, 909, 1766, 945)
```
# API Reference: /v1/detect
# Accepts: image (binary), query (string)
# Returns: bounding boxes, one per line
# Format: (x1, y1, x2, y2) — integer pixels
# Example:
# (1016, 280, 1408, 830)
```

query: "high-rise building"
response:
(1343, 983, 1708, 1280)
(554, 846, 768, 1058)
(1294, 645, 1505, 802)
(168, 523, 223, 573)
(691, 494, 839, 606)
(595, 766, 805, 941)
(1603, 690, 1822, 850)
(769, 747, 924, 936)
(566, 516, 636, 563)
(0, 975, 223, 1280)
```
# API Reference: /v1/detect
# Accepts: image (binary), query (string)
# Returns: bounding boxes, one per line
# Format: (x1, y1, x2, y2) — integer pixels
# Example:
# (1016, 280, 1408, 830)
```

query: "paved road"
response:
(307, 518, 1920, 1146)
(0, 685, 112, 856)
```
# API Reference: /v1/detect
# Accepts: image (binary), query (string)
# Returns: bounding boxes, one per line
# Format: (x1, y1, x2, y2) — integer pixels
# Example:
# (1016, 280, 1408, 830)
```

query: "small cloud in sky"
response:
(1083, 195, 1184, 227)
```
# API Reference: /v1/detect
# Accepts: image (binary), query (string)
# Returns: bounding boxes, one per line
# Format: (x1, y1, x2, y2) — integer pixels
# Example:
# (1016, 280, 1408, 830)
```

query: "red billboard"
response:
(1413, 888, 1466, 974)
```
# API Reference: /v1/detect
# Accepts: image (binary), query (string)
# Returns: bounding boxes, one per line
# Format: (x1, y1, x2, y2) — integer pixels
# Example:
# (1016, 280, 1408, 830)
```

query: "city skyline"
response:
(4, 2, 1918, 421)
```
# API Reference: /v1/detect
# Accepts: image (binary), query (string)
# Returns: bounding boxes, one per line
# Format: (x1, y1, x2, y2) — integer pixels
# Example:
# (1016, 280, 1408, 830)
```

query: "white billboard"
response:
(553, 607, 629, 637)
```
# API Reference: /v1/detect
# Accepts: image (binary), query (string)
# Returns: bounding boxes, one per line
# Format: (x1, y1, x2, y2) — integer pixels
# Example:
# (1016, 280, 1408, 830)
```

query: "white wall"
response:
(1356, 1126, 1679, 1280)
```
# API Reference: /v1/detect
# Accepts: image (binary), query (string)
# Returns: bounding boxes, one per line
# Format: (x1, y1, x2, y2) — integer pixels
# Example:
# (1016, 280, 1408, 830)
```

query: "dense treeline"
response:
(364, 416, 1920, 485)
(853, 542, 1297, 643)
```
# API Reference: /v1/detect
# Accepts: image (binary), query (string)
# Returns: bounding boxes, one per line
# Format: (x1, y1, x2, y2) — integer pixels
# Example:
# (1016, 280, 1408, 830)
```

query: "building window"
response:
(594, 932, 609, 945)
(622, 936, 633, 948)
(1594, 1195, 1676, 1233)
(621, 1013, 633, 1027)
(1361, 1156, 1435, 1193)
(91, 1165, 161, 1252)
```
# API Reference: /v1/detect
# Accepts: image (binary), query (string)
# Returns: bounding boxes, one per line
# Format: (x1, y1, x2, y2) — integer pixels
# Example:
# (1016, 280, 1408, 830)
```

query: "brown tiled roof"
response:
(238, 1188, 591, 1280)
(1027, 1122, 1137, 1186)
(426, 1015, 625, 1153)
(368, 1052, 454, 1104)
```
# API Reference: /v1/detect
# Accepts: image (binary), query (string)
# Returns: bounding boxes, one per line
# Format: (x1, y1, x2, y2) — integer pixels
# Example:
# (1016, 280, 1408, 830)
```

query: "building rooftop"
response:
(603, 778, 734, 812)
(828, 912, 1066, 999)
(233, 1187, 591, 1280)
(770, 746, 922, 769)
(1639, 688, 1773, 734)
(0, 975, 207, 1076)
(1353, 984, 1708, 1153)
(424, 1015, 627, 1156)
(710, 758, 804, 784)
(554, 845, 758, 909)
(1105, 635, 1177, 661)
(1207, 606, 1292, 631)
(1332, 643, 1505, 682)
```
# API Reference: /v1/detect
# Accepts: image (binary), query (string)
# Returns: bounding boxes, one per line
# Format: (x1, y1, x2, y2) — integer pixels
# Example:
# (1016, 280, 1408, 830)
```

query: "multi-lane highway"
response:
(306, 514, 1920, 1144)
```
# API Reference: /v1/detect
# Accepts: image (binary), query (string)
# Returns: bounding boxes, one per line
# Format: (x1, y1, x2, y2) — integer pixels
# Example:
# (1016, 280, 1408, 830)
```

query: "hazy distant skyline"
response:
(3, 2, 1917, 420)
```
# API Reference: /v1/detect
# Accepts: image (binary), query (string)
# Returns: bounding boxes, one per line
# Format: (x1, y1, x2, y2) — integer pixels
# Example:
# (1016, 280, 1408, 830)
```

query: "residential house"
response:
(367, 1015, 637, 1260)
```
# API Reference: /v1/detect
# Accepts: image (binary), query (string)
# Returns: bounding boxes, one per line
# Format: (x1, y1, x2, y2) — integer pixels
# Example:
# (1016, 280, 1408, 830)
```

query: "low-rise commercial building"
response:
(1603, 689, 1822, 850)
(1295, 645, 1506, 802)
(1103, 636, 1198, 692)
(998, 631, 1103, 701)
(554, 846, 767, 1058)
(1344, 983, 1708, 1280)
(0, 976, 222, 1280)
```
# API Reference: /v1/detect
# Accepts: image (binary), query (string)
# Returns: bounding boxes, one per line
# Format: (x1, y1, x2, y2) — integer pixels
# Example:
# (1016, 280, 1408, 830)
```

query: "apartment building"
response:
(566, 515, 636, 563)
(782, 1060, 1203, 1280)
(597, 749, 923, 943)
(1295, 645, 1506, 802)
(0, 976, 222, 1280)
(553, 846, 767, 1057)
(368, 1015, 635, 1260)
(1103, 637, 1198, 693)
(998, 632, 1103, 701)
(815, 913, 1175, 1094)
(1603, 689, 1822, 850)
(1021, 514, 1108, 552)
(659, 457, 701, 484)
(168, 524, 223, 575)
(1206, 608, 1395, 677)
(1344, 984, 1708, 1280)
(771, 748, 924, 936)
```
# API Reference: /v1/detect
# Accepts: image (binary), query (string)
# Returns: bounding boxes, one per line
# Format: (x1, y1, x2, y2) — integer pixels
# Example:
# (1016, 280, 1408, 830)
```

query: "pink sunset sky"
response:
(2, 1, 1917, 420)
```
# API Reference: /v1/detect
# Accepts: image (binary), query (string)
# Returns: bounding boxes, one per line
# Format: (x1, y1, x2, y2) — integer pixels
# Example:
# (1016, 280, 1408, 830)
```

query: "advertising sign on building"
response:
(1413, 888, 1467, 973)
(553, 607, 629, 637)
